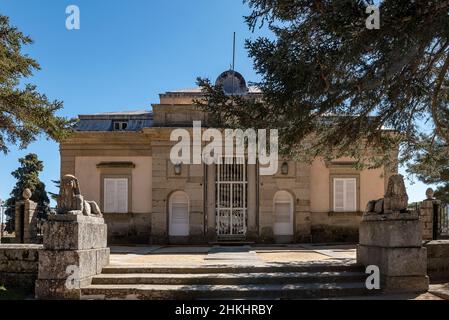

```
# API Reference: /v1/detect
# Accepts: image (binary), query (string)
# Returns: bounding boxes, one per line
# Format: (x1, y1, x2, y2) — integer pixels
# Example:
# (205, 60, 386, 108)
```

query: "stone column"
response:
(35, 215, 109, 299)
(14, 201, 24, 243)
(357, 211, 429, 293)
(420, 199, 438, 241)
(14, 189, 39, 244)
(23, 200, 38, 243)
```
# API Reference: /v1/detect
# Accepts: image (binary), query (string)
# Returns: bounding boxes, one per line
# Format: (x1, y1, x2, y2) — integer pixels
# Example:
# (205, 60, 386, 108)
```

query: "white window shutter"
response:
(104, 178, 128, 213)
(104, 179, 117, 213)
(345, 179, 356, 212)
(334, 179, 345, 212)
(116, 179, 128, 213)
(334, 178, 357, 212)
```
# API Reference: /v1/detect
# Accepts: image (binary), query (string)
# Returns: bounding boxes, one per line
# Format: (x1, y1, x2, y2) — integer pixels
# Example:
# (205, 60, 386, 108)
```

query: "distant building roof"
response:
(78, 110, 152, 119)
(76, 110, 153, 132)
(75, 71, 263, 132)
(164, 70, 262, 95)
(167, 86, 262, 94)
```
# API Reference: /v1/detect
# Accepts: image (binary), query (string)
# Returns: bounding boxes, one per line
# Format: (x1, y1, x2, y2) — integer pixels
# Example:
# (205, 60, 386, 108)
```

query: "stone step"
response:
(81, 282, 369, 300)
(101, 263, 363, 274)
(91, 271, 367, 285)
(208, 242, 256, 246)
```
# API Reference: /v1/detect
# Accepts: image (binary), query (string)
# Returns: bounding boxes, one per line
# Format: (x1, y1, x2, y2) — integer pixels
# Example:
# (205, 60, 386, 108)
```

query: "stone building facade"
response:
(60, 71, 396, 245)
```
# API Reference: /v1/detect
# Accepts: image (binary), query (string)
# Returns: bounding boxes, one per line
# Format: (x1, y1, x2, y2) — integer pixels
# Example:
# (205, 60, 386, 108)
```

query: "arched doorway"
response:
(273, 191, 294, 238)
(168, 191, 189, 236)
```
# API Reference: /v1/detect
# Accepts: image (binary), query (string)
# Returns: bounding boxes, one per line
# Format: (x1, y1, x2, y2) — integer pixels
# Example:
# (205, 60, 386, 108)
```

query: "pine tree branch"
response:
(431, 52, 449, 143)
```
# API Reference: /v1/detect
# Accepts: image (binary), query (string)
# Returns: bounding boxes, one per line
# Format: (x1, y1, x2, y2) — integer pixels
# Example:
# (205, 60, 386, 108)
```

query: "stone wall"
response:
(60, 132, 153, 245)
(311, 212, 362, 243)
(148, 128, 205, 244)
(425, 240, 449, 281)
(104, 213, 151, 244)
(0, 244, 42, 291)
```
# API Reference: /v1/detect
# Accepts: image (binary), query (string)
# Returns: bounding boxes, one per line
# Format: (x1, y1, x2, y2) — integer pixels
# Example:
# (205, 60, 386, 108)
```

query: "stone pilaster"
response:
(150, 142, 170, 244)
(35, 215, 109, 299)
(205, 164, 216, 242)
(246, 164, 258, 241)
(14, 201, 24, 243)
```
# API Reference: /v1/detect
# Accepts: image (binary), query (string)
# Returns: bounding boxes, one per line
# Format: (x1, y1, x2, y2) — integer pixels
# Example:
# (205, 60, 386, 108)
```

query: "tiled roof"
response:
(78, 110, 152, 119)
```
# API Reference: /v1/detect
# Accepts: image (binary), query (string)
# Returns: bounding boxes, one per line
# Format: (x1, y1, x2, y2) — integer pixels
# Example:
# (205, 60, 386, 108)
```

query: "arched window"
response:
(273, 191, 294, 236)
(168, 191, 189, 236)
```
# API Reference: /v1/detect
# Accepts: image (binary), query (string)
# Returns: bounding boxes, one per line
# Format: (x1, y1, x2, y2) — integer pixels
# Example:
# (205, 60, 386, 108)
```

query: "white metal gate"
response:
(216, 157, 247, 237)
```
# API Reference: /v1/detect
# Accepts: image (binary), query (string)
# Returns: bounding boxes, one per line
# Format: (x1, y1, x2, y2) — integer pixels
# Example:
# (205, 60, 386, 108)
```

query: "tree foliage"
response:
(48, 179, 60, 203)
(0, 15, 75, 154)
(197, 1, 449, 172)
(4, 153, 50, 232)
(407, 137, 449, 203)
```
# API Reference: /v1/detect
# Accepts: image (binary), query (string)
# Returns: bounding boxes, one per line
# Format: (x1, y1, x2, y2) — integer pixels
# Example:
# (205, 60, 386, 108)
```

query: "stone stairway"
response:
(80, 263, 371, 300)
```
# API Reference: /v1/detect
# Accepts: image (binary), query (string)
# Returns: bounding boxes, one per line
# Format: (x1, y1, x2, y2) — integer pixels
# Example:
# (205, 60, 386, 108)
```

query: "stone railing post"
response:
(420, 188, 441, 240)
(35, 214, 109, 299)
(14, 189, 39, 244)
(357, 211, 429, 292)
(420, 200, 440, 241)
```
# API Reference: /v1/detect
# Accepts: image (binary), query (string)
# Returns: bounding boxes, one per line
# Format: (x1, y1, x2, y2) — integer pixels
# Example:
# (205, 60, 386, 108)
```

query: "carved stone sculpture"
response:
(374, 199, 384, 213)
(365, 174, 409, 214)
(22, 188, 32, 200)
(425, 188, 435, 200)
(57, 174, 102, 217)
(365, 199, 376, 212)
(383, 174, 408, 213)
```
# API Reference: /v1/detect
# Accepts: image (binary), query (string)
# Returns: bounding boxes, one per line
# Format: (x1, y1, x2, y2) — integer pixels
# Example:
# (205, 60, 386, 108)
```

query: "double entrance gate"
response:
(215, 157, 247, 238)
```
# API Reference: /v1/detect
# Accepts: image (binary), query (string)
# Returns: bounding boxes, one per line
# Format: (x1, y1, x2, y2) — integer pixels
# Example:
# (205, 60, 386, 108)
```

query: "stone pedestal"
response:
(357, 211, 429, 293)
(35, 215, 109, 299)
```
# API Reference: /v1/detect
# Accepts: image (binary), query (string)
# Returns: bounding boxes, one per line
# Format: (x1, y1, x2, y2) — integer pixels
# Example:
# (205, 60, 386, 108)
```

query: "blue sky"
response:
(0, 0, 432, 209)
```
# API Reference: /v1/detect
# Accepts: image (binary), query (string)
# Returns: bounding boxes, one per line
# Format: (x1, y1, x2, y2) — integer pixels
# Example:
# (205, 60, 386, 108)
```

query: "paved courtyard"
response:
(109, 244, 357, 267)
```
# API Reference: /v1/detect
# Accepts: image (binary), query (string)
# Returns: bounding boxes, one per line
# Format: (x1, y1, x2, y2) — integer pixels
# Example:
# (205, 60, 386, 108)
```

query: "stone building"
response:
(60, 70, 396, 245)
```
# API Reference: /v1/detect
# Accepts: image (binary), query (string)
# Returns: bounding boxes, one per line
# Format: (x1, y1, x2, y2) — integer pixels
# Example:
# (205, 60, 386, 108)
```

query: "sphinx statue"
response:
(365, 174, 409, 214)
(57, 174, 102, 217)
